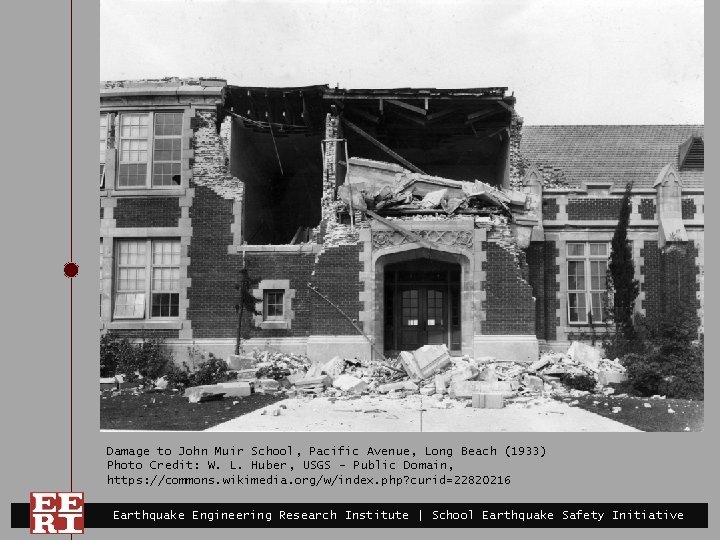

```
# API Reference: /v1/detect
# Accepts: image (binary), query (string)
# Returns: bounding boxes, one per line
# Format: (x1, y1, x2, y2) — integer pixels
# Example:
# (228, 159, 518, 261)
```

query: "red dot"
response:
(64, 262, 79, 278)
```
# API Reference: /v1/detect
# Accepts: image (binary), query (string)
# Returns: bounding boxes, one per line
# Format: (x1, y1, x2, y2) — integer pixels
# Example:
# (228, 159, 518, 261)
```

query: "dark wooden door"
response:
(398, 286, 447, 350)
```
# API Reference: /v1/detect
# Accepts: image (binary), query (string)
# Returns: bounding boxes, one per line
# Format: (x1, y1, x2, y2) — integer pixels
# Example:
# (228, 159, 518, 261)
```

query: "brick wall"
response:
(526, 241, 559, 340)
(243, 253, 316, 338)
(310, 245, 363, 335)
(186, 185, 241, 338)
(639, 198, 655, 220)
(542, 198, 559, 220)
(567, 198, 622, 220)
(483, 242, 536, 335)
(640, 240, 700, 334)
(114, 197, 181, 228)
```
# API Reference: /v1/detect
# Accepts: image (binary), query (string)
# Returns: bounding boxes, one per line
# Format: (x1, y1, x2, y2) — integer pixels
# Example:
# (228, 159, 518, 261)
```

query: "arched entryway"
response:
(383, 259, 461, 353)
(372, 246, 473, 357)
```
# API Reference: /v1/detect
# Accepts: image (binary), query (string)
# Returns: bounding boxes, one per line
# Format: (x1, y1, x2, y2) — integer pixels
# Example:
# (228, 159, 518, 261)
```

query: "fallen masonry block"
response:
(449, 380, 515, 399)
(286, 372, 307, 385)
(523, 374, 544, 392)
(235, 368, 259, 380)
(255, 378, 281, 393)
(449, 365, 479, 384)
(471, 393, 485, 408)
(217, 381, 253, 397)
(484, 393, 505, 409)
(321, 356, 346, 379)
(295, 375, 333, 388)
(435, 374, 447, 395)
(227, 355, 256, 370)
(184, 386, 227, 403)
(567, 341, 602, 372)
(400, 344, 452, 381)
(597, 370, 628, 386)
(420, 386, 436, 396)
(332, 374, 368, 394)
(528, 356, 552, 372)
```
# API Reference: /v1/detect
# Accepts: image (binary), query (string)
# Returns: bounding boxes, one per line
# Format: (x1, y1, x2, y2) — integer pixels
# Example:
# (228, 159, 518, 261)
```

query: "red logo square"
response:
(29, 492, 84, 534)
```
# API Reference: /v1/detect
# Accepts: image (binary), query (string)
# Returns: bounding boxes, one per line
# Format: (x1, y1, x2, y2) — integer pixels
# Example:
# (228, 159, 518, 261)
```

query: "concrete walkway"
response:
(206, 394, 640, 432)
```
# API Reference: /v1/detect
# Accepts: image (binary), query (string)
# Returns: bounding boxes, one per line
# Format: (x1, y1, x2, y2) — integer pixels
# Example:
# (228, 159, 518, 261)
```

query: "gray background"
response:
(1, 1, 714, 538)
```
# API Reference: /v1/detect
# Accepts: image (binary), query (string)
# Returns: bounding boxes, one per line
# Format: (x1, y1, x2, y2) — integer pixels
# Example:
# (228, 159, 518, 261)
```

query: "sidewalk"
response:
(206, 394, 640, 432)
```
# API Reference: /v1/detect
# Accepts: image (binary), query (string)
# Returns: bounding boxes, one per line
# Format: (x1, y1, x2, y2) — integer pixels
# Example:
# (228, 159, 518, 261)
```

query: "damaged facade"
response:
(100, 78, 704, 363)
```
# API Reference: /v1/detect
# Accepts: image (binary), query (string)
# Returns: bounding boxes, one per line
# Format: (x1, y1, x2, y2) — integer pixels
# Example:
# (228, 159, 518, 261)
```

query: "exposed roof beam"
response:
(385, 108, 427, 126)
(386, 99, 428, 116)
(425, 108, 457, 123)
(341, 117, 427, 175)
(345, 107, 380, 124)
(465, 107, 503, 124)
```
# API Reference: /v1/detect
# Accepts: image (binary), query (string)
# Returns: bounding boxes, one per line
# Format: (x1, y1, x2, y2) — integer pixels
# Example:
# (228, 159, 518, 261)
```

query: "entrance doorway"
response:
(384, 259, 461, 353)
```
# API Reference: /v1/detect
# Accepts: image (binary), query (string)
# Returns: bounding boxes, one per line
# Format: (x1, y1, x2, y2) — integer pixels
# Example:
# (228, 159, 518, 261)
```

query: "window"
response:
(113, 239, 180, 319)
(252, 280, 295, 330)
(100, 114, 109, 187)
(263, 290, 285, 320)
(567, 242, 608, 324)
(117, 112, 183, 189)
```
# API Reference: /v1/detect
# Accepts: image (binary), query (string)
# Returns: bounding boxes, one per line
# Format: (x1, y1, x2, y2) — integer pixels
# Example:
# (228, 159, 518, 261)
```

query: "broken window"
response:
(116, 112, 182, 189)
(567, 242, 609, 324)
(113, 239, 180, 319)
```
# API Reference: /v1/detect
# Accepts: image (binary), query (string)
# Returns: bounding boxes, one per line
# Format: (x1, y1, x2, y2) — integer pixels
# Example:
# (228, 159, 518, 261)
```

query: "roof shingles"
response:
(520, 125, 704, 190)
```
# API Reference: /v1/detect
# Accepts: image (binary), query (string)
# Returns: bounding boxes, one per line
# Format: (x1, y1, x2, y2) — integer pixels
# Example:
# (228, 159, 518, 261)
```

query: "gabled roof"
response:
(520, 125, 704, 190)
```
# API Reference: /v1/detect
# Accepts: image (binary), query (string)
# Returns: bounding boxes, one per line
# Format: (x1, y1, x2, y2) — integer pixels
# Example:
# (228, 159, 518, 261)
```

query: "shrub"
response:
(164, 361, 192, 389)
(100, 333, 136, 377)
(101, 334, 173, 387)
(135, 338, 172, 383)
(189, 354, 230, 386)
(621, 344, 703, 400)
(563, 373, 597, 392)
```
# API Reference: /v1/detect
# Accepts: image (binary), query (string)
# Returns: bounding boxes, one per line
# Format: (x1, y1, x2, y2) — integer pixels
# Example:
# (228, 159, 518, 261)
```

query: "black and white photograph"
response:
(98, 0, 704, 433)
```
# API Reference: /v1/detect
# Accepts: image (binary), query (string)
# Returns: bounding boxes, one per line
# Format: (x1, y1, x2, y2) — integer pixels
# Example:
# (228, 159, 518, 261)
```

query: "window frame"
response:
(100, 113, 109, 188)
(113, 238, 181, 321)
(566, 242, 609, 325)
(115, 111, 183, 191)
(263, 290, 285, 321)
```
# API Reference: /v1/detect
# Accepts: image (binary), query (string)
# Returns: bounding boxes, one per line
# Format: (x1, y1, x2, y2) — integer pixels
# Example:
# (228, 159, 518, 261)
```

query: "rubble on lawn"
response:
(174, 340, 628, 408)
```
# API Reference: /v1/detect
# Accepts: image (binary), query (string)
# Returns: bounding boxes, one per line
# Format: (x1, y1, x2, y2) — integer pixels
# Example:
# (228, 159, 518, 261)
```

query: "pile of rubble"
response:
(337, 162, 526, 219)
(179, 340, 627, 409)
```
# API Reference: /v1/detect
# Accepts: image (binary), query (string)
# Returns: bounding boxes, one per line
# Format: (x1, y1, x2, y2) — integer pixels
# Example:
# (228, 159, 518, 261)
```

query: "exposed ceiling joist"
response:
(341, 117, 427, 175)
(386, 99, 428, 116)
(465, 107, 503, 124)
(425, 108, 457, 123)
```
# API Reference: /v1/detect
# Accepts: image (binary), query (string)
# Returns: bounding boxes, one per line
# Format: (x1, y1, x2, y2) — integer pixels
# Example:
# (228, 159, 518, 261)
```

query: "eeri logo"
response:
(30, 492, 84, 534)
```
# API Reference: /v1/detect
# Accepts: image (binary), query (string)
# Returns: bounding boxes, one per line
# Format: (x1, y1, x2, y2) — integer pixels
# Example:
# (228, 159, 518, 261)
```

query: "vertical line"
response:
(69, 0, 74, 500)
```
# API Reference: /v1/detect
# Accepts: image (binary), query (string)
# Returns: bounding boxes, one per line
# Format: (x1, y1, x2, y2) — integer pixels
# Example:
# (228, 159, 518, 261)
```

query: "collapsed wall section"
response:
(482, 240, 536, 335)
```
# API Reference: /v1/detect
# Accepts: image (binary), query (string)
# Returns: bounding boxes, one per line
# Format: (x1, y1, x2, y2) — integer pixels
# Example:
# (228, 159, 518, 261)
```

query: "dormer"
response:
(678, 135, 703, 170)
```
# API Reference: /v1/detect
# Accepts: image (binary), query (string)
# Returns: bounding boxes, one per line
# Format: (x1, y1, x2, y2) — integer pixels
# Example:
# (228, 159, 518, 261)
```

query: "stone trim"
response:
(252, 279, 296, 330)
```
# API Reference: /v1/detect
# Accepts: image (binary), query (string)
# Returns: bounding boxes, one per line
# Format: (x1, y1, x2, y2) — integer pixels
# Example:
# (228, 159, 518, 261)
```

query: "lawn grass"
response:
(100, 385, 285, 431)
(556, 393, 704, 432)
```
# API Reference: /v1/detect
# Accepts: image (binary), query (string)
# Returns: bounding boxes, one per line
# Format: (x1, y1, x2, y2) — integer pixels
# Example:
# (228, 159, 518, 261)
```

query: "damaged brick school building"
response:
(99, 78, 704, 364)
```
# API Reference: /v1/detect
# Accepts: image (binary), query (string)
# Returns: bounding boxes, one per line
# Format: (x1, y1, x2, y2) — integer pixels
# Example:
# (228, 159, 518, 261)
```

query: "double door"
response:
(398, 286, 447, 350)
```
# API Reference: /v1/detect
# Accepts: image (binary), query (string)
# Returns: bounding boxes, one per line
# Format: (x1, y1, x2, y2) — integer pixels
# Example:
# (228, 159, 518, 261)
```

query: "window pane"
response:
(567, 243, 585, 257)
(567, 261, 585, 290)
(568, 292, 587, 323)
(114, 292, 145, 319)
(151, 293, 179, 317)
(118, 163, 147, 187)
(591, 292, 605, 322)
(155, 113, 183, 136)
(590, 261, 607, 290)
(590, 243, 608, 256)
